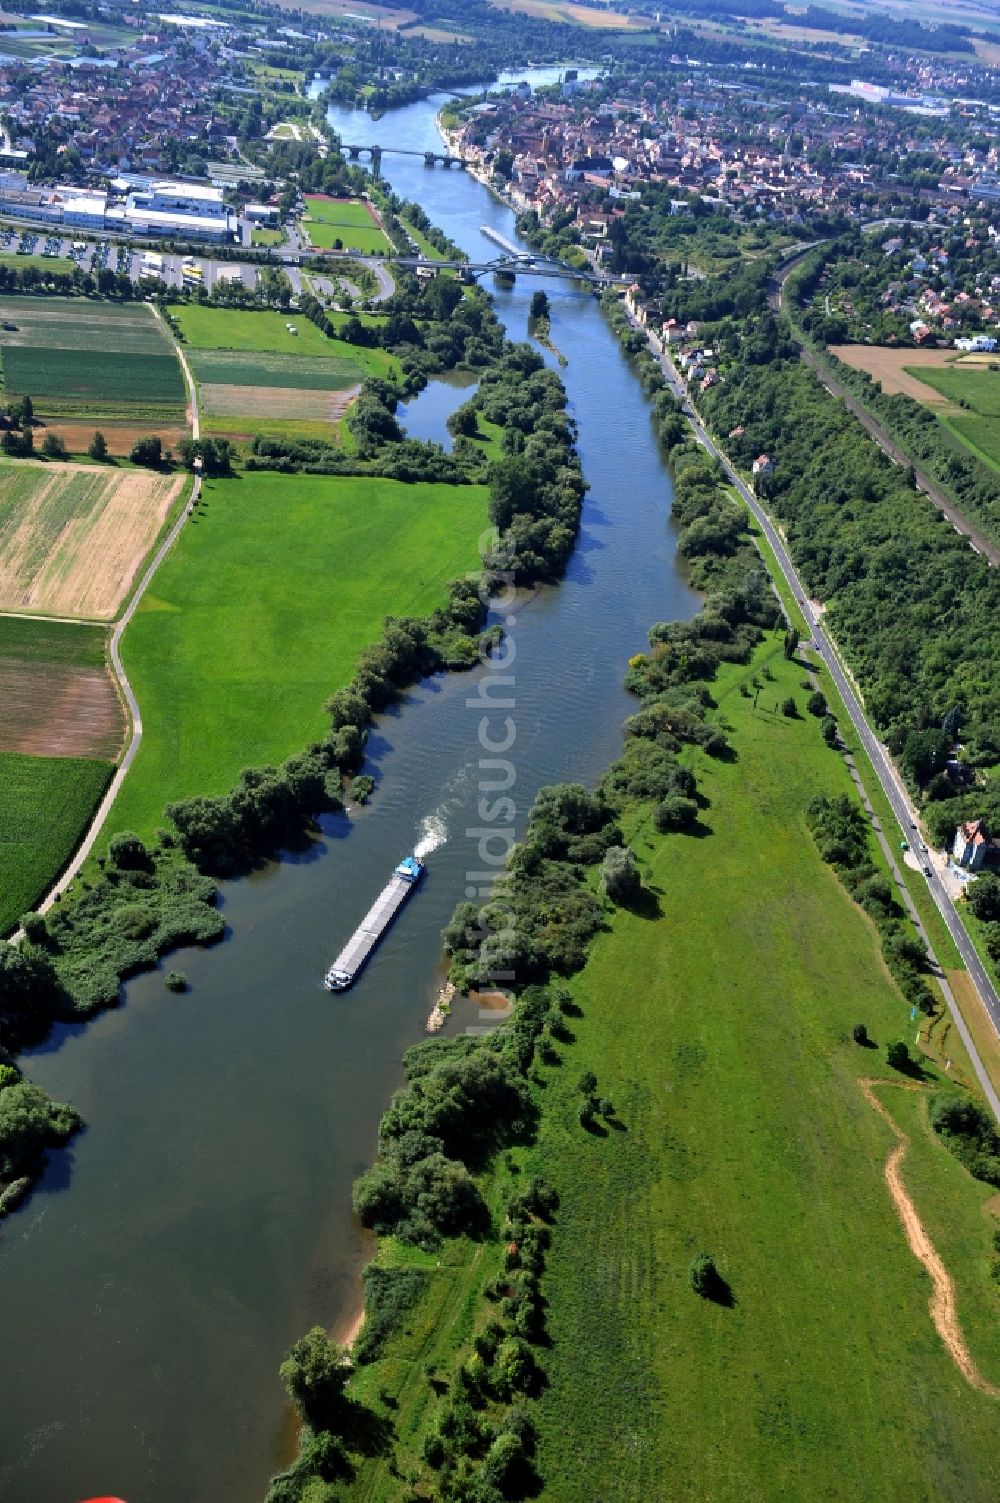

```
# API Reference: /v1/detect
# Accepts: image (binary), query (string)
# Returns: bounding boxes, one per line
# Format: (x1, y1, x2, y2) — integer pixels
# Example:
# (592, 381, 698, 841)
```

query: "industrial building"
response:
(0, 172, 236, 242)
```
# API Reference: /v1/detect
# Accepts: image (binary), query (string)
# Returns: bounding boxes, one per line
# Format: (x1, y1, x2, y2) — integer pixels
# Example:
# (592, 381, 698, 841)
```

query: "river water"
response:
(0, 72, 699, 1503)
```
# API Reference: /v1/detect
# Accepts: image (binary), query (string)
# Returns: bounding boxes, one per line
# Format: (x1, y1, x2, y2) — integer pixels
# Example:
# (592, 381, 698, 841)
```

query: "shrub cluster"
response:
(806, 794, 937, 1014)
(930, 1095, 1000, 1186)
(352, 988, 557, 1245)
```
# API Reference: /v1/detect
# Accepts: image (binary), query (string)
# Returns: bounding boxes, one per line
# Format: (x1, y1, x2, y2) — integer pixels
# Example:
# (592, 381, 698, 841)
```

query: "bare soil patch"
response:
(41, 422, 188, 458)
(0, 656, 123, 759)
(860, 1077, 1000, 1396)
(832, 344, 960, 401)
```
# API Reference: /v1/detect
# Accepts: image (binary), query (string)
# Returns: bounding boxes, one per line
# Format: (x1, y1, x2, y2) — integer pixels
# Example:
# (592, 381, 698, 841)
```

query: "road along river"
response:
(0, 74, 700, 1503)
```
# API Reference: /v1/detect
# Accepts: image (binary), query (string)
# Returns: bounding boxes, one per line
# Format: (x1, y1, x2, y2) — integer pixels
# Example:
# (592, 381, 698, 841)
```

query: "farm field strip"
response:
(0, 297, 176, 353)
(198, 381, 360, 421)
(187, 347, 370, 390)
(830, 343, 965, 400)
(0, 463, 185, 619)
(39, 420, 189, 458)
(0, 751, 112, 936)
(0, 656, 123, 758)
(2, 345, 185, 406)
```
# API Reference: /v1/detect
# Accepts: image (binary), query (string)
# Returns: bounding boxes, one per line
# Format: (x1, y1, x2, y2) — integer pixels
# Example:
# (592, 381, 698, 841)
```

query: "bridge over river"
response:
(339, 141, 466, 167)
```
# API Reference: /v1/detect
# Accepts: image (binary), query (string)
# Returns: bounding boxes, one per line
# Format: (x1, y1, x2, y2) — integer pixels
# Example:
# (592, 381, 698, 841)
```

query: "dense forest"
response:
(701, 358, 1000, 781)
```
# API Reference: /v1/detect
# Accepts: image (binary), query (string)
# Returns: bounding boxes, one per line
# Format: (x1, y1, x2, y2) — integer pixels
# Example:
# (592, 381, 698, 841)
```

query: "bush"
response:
(601, 845, 641, 904)
(886, 1040, 910, 1072)
(807, 690, 827, 717)
(689, 1252, 726, 1301)
(781, 695, 797, 718)
(164, 970, 187, 993)
(130, 434, 163, 468)
(930, 1094, 1000, 1185)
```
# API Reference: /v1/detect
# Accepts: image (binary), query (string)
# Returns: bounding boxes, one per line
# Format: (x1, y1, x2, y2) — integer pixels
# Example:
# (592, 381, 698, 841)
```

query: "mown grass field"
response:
(345, 639, 1000, 1502)
(167, 305, 347, 357)
(303, 195, 391, 255)
(0, 750, 111, 935)
(108, 470, 488, 841)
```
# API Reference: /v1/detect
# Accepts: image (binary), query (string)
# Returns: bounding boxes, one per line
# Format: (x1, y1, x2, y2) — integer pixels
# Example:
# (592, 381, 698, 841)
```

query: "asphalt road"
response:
(651, 338, 1000, 1117)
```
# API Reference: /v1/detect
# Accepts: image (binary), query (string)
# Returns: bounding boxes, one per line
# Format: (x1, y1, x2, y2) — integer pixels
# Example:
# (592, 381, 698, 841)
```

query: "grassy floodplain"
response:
(108, 471, 488, 842)
(345, 640, 1000, 1502)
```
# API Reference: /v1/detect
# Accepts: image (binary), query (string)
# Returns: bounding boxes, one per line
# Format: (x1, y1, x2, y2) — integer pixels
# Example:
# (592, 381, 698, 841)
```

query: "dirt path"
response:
(860, 1077, 1000, 1397)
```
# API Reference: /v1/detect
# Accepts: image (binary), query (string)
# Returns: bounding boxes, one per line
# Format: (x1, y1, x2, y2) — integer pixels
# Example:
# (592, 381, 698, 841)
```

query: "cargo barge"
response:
(323, 855, 424, 991)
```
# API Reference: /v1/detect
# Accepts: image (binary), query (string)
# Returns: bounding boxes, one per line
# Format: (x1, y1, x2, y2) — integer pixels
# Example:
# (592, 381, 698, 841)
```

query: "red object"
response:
(79, 1496, 128, 1502)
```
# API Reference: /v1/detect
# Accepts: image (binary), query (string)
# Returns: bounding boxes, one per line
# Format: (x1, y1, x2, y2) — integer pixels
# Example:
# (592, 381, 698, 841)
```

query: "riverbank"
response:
(0, 84, 701, 1503)
(313, 625, 1000, 1502)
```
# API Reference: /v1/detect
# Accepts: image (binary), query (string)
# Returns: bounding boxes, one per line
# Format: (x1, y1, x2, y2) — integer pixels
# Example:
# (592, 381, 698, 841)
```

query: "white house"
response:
(953, 818, 991, 870)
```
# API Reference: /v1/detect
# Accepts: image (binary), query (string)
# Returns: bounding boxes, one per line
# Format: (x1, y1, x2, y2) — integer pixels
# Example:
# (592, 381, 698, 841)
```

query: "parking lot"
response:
(0, 219, 262, 293)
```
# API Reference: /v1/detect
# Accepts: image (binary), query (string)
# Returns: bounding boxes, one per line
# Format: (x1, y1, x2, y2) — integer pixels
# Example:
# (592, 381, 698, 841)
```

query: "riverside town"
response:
(5, 3, 1000, 1502)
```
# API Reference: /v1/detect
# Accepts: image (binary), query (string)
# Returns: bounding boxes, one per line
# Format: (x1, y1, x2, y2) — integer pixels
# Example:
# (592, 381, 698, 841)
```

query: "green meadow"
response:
(108, 471, 488, 841)
(168, 304, 348, 357)
(344, 640, 1000, 1502)
(906, 363, 1000, 473)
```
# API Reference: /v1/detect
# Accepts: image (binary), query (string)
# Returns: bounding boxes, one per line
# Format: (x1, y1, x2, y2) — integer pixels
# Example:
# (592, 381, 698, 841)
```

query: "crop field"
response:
(200, 413, 354, 447)
(0, 296, 186, 418)
(345, 640, 1000, 1502)
(186, 347, 377, 390)
(198, 382, 360, 422)
(0, 296, 177, 354)
(0, 613, 123, 757)
(0, 462, 185, 619)
(2, 345, 185, 407)
(38, 420, 189, 459)
(108, 470, 488, 841)
(0, 751, 111, 935)
(303, 196, 391, 255)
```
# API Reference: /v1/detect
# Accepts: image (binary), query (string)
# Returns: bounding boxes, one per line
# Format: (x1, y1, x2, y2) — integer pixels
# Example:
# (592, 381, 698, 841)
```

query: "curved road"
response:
(29, 310, 202, 920)
(650, 335, 1000, 1120)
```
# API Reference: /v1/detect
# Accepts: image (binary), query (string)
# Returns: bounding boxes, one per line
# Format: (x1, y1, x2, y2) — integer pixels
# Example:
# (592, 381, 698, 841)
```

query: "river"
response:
(0, 71, 699, 1503)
